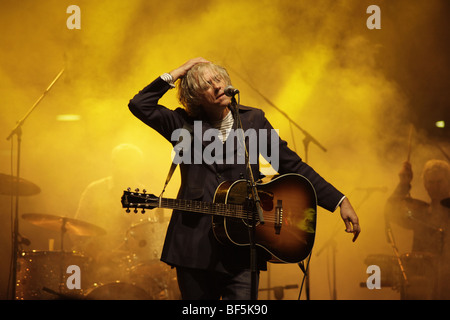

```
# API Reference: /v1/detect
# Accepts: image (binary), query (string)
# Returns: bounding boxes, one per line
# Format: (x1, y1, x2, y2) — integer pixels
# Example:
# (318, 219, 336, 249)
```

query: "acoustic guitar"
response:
(121, 173, 317, 263)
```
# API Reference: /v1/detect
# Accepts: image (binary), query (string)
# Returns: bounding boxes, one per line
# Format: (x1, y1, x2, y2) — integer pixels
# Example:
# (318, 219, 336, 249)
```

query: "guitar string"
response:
(126, 194, 282, 223)
(150, 197, 280, 223)
(161, 198, 279, 222)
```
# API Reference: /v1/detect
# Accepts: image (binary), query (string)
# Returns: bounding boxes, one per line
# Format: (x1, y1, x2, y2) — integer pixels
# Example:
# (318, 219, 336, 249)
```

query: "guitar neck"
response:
(159, 197, 249, 219)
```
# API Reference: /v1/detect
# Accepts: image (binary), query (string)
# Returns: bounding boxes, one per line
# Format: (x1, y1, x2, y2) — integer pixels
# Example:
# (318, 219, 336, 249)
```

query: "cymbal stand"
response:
(385, 223, 409, 289)
(59, 218, 68, 293)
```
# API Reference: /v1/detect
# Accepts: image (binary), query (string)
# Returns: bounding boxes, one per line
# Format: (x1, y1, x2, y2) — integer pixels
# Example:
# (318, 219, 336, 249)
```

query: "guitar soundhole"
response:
(259, 191, 274, 211)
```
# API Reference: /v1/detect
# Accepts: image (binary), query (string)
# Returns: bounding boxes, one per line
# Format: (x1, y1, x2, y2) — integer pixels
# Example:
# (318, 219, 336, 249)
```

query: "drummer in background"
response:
(385, 159, 450, 299)
(72, 144, 163, 283)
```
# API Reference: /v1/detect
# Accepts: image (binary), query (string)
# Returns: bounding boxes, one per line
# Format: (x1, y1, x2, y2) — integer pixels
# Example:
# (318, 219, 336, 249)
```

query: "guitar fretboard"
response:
(159, 198, 251, 219)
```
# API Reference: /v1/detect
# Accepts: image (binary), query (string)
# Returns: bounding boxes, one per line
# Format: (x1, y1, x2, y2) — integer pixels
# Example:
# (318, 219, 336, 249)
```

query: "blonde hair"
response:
(422, 159, 450, 182)
(177, 62, 231, 119)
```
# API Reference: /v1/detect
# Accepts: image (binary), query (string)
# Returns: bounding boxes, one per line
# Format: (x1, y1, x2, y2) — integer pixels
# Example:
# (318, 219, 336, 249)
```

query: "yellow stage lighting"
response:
(56, 114, 81, 121)
(435, 120, 445, 128)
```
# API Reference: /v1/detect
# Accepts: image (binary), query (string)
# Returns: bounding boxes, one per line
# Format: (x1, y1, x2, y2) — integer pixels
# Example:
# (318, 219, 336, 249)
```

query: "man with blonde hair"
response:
(128, 57, 360, 300)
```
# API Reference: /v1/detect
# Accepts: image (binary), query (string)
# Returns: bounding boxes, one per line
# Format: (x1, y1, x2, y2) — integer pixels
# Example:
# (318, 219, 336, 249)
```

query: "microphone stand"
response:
(230, 94, 264, 300)
(227, 66, 328, 300)
(226, 64, 327, 161)
(259, 284, 299, 300)
(6, 68, 64, 299)
(256, 98, 324, 299)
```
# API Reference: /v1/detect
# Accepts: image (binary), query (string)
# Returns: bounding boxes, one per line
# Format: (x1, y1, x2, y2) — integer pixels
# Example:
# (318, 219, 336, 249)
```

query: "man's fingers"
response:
(352, 225, 360, 242)
(344, 219, 353, 232)
(344, 219, 361, 242)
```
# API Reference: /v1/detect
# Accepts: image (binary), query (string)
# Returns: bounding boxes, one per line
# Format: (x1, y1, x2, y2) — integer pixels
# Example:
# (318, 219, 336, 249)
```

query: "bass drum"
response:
(129, 261, 181, 300)
(125, 217, 168, 263)
(85, 282, 152, 300)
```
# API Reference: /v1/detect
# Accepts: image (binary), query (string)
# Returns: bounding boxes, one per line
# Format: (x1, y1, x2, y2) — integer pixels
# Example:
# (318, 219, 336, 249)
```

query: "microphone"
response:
(224, 85, 240, 97)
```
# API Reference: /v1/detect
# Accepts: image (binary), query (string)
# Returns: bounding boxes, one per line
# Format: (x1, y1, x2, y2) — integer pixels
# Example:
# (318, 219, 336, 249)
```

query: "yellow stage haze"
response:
(0, 0, 449, 300)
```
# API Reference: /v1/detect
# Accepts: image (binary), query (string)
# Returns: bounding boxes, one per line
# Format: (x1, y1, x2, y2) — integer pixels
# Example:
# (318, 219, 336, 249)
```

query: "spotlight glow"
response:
(435, 120, 445, 128)
(56, 114, 81, 121)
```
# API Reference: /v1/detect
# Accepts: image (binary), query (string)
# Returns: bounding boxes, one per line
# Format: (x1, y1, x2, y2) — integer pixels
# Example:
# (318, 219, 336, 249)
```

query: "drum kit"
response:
(364, 195, 450, 299)
(363, 126, 450, 299)
(2, 173, 180, 300)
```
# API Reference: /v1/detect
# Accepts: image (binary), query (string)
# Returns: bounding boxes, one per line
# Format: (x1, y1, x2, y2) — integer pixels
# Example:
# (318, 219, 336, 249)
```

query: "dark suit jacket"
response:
(128, 77, 344, 272)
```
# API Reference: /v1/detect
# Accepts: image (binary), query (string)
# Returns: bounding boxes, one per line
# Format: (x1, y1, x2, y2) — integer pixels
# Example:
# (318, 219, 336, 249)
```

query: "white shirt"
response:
(210, 110, 234, 143)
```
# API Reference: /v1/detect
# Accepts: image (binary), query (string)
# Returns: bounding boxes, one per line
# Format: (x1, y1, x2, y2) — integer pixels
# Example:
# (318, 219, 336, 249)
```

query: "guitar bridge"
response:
(275, 199, 282, 234)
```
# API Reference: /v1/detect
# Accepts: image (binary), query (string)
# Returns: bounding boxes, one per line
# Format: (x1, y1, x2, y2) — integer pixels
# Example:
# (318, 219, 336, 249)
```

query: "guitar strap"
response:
(160, 161, 177, 198)
(159, 123, 193, 197)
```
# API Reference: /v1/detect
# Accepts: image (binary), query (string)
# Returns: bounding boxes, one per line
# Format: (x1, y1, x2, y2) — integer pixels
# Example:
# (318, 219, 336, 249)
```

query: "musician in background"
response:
(73, 144, 160, 283)
(128, 57, 360, 300)
(385, 159, 450, 299)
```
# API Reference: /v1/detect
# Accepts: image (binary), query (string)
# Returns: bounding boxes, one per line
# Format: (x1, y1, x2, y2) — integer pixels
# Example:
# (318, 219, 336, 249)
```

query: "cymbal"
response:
(441, 198, 450, 208)
(403, 197, 429, 211)
(386, 197, 429, 229)
(22, 213, 106, 237)
(0, 173, 40, 196)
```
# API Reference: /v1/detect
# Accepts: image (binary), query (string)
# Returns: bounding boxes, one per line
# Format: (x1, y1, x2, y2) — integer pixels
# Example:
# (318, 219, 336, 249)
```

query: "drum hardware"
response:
(0, 174, 41, 196)
(18, 213, 106, 299)
(17, 212, 178, 299)
(388, 197, 430, 230)
(121, 217, 180, 300)
(383, 199, 447, 299)
(386, 226, 409, 288)
(15, 250, 89, 300)
(259, 284, 299, 300)
(84, 281, 152, 300)
(22, 213, 107, 239)
(364, 254, 402, 288)
(125, 217, 168, 263)
(42, 286, 83, 300)
(6, 68, 65, 300)
(128, 261, 180, 300)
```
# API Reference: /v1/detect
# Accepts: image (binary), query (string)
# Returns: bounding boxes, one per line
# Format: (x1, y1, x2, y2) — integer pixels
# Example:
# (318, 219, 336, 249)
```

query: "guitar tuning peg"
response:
(141, 209, 145, 214)
(135, 188, 140, 193)
(126, 207, 130, 213)
(127, 187, 131, 192)
(134, 208, 138, 213)
(143, 189, 147, 194)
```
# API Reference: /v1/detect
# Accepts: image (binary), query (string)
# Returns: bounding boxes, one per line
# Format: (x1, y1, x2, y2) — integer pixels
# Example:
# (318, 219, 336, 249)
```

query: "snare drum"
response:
(401, 252, 436, 276)
(364, 254, 399, 287)
(400, 252, 437, 299)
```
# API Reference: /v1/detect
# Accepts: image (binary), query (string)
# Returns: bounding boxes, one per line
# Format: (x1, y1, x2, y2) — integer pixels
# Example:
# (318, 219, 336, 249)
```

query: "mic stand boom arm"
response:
(7, 68, 65, 141)
(5, 68, 64, 300)
(226, 65, 327, 162)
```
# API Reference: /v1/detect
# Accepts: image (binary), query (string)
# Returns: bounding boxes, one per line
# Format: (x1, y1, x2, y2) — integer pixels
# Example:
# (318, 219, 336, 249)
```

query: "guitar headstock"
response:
(121, 188, 159, 214)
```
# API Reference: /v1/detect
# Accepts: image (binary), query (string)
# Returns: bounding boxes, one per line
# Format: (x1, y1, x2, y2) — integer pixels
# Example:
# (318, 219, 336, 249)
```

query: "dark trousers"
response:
(176, 267, 259, 300)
